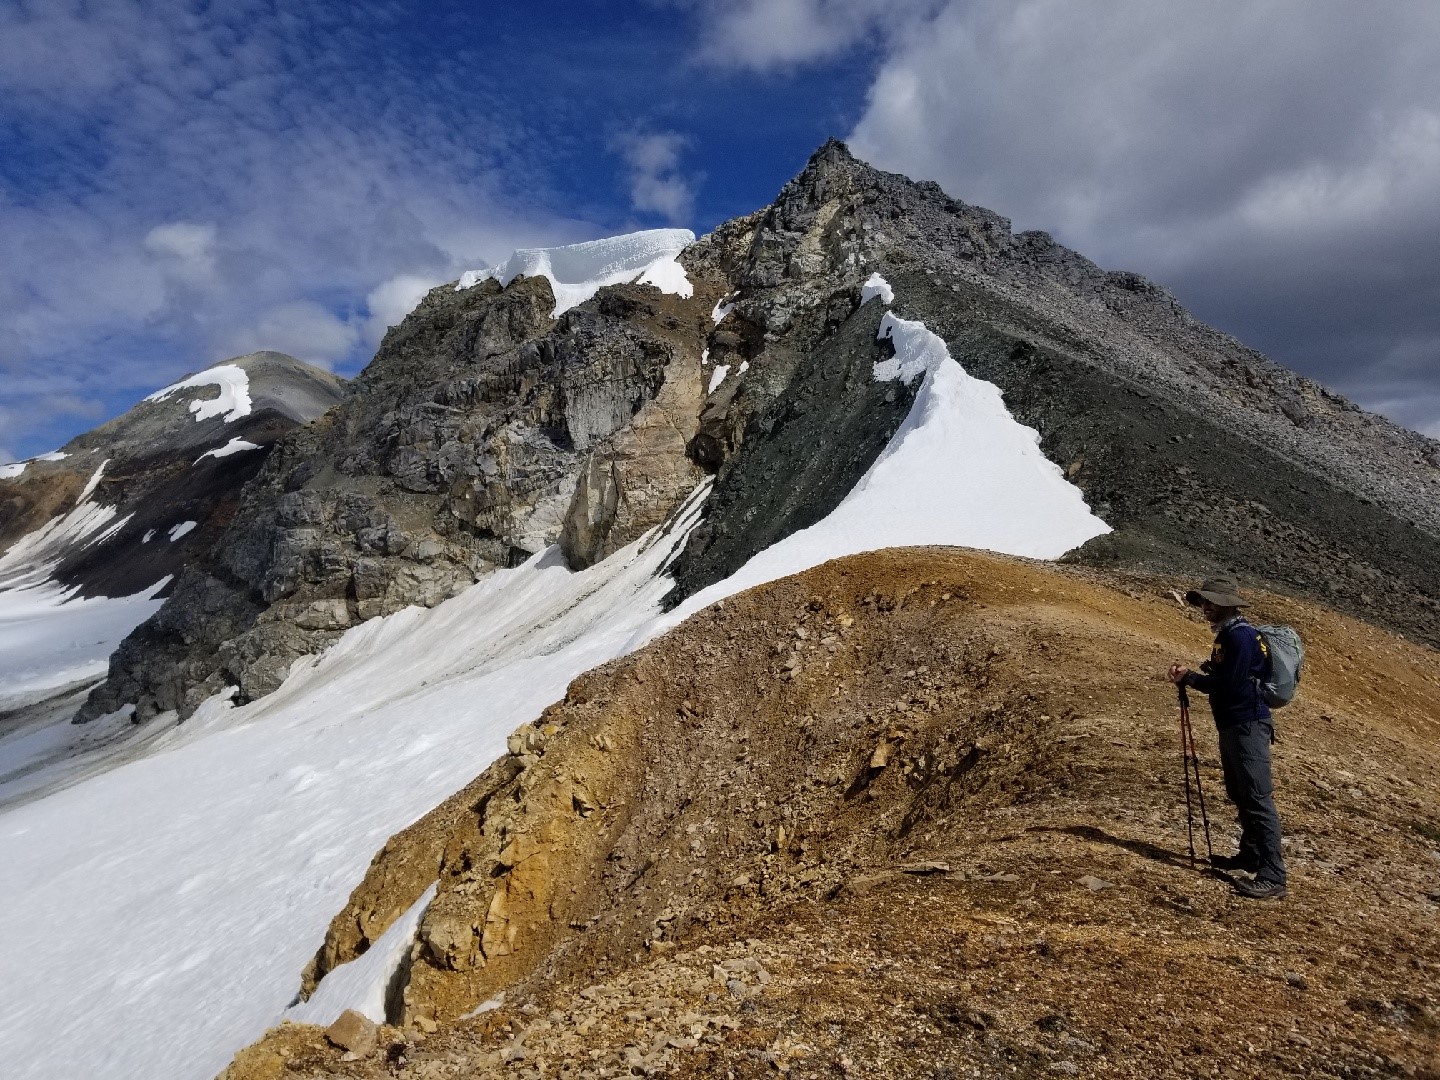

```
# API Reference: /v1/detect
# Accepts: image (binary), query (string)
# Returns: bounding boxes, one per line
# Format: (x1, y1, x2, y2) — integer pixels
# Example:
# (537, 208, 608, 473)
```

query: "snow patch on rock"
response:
(861, 272, 894, 306)
(707, 364, 730, 394)
(195, 437, 261, 464)
(458, 229, 695, 317)
(146, 364, 253, 424)
(0, 462, 119, 583)
(286, 884, 437, 1026)
(652, 312, 1112, 639)
(168, 521, 197, 542)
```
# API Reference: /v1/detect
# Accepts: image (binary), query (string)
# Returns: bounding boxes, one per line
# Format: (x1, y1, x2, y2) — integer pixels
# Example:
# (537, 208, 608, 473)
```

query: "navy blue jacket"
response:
(1185, 616, 1272, 728)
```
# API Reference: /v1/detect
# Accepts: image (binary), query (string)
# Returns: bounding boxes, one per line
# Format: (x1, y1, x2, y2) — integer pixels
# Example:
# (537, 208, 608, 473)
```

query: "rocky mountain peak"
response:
(47, 140, 1440, 727)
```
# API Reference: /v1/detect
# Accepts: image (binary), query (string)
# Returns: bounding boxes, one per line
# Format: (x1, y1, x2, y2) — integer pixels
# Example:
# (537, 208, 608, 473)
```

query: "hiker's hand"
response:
(1168, 664, 1190, 684)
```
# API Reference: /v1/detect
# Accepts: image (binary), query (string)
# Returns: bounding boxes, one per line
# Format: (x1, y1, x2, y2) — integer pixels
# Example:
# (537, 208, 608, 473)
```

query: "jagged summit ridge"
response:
(58, 137, 1440, 729)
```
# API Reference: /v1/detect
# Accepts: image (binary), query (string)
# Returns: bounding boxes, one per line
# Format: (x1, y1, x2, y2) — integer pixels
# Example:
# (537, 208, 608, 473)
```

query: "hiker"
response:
(1166, 577, 1288, 899)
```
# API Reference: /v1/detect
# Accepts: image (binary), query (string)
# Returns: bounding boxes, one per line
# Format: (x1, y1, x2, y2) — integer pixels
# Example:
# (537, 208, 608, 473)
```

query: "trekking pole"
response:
(1178, 684, 1214, 865)
(1178, 684, 1197, 865)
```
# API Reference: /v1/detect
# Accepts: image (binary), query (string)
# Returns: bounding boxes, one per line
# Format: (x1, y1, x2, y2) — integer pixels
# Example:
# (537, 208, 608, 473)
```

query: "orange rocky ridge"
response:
(221, 547, 1440, 1080)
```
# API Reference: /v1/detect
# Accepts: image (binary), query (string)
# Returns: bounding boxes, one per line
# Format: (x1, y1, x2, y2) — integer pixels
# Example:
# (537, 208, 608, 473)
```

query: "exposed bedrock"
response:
(81, 276, 720, 721)
(0, 351, 345, 601)
(254, 549, 1439, 1080)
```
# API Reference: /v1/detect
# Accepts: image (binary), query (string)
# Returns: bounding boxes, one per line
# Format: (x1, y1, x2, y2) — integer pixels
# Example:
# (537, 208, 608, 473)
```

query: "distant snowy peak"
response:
(1, 351, 343, 627)
(458, 228, 696, 317)
(145, 363, 253, 423)
(0, 451, 68, 480)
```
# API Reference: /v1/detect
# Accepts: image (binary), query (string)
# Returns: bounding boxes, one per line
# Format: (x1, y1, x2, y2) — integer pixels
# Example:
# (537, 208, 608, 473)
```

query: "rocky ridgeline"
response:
(83, 140, 1440, 722)
(220, 549, 1440, 1079)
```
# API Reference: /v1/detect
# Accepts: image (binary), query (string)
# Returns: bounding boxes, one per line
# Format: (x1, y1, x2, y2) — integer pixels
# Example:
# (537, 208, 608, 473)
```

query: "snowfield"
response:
(0, 277, 1111, 1079)
(0, 578, 170, 718)
(457, 229, 695, 316)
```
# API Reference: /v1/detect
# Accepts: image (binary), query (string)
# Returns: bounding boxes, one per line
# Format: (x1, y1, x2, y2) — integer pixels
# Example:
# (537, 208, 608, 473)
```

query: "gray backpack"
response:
(1254, 624, 1304, 708)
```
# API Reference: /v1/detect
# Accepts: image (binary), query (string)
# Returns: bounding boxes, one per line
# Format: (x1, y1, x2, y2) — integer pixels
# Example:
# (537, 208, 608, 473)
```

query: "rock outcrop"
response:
(81, 277, 718, 720)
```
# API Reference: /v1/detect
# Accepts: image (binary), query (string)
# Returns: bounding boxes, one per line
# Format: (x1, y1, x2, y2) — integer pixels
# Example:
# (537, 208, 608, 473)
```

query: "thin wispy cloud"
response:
(0, 0, 592, 458)
(689, 0, 939, 70)
(5, 0, 1439, 459)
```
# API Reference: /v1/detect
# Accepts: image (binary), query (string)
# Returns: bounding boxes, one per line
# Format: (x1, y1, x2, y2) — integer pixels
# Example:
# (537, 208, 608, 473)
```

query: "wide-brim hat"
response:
(1185, 576, 1249, 608)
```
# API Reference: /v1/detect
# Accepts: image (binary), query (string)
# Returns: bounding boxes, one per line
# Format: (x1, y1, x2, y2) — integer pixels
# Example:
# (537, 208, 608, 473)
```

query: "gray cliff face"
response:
(82, 275, 714, 720)
(81, 139, 1440, 722)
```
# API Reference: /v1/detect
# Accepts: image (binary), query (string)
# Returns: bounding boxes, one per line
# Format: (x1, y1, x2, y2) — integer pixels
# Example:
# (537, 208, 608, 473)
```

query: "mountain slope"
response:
(2, 141, 1438, 1080)
(223, 547, 1440, 1080)
(665, 142, 1440, 640)
(0, 352, 342, 793)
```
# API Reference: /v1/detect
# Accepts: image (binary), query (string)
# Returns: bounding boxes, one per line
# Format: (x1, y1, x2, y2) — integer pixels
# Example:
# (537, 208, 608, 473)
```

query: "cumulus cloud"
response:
(145, 222, 217, 262)
(145, 222, 218, 284)
(613, 132, 699, 224)
(689, 0, 1440, 434)
(363, 274, 441, 347)
(222, 302, 360, 369)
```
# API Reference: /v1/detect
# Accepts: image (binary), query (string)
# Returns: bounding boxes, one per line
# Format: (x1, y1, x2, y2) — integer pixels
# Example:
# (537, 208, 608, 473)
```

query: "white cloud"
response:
(613, 131, 698, 224)
(692, 0, 935, 70)
(226, 301, 361, 368)
(826, 0, 1440, 428)
(0, 0, 596, 457)
(144, 222, 218, 282)
(685, 0, 1440, 436)
(144, 222, 217, 262)
(363, 274, 441, 347)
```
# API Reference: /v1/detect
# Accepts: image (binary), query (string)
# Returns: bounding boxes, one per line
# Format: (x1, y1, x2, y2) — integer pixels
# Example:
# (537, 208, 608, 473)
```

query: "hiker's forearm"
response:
(1185, 669, 1213, 694)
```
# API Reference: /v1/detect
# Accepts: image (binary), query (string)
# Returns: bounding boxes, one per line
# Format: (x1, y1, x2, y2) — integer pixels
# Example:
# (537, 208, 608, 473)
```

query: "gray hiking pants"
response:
(1217, 720, 1286, 884)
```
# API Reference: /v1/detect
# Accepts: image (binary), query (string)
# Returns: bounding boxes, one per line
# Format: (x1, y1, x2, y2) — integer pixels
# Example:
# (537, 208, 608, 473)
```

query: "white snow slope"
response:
(0, 461, 168, 716)
(457, 229, 695, 317)
(0, 578, 170, 716)
(0, 289, 1109, 1079)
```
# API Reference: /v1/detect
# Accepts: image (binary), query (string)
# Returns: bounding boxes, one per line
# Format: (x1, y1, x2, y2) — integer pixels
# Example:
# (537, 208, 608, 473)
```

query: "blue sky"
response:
(4, 0, 1440, 461)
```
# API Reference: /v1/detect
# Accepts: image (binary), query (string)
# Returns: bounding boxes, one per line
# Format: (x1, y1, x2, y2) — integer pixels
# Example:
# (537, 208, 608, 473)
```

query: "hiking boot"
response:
(1210, 852, 1261, 873)
(1234, 876, 1287, 900)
